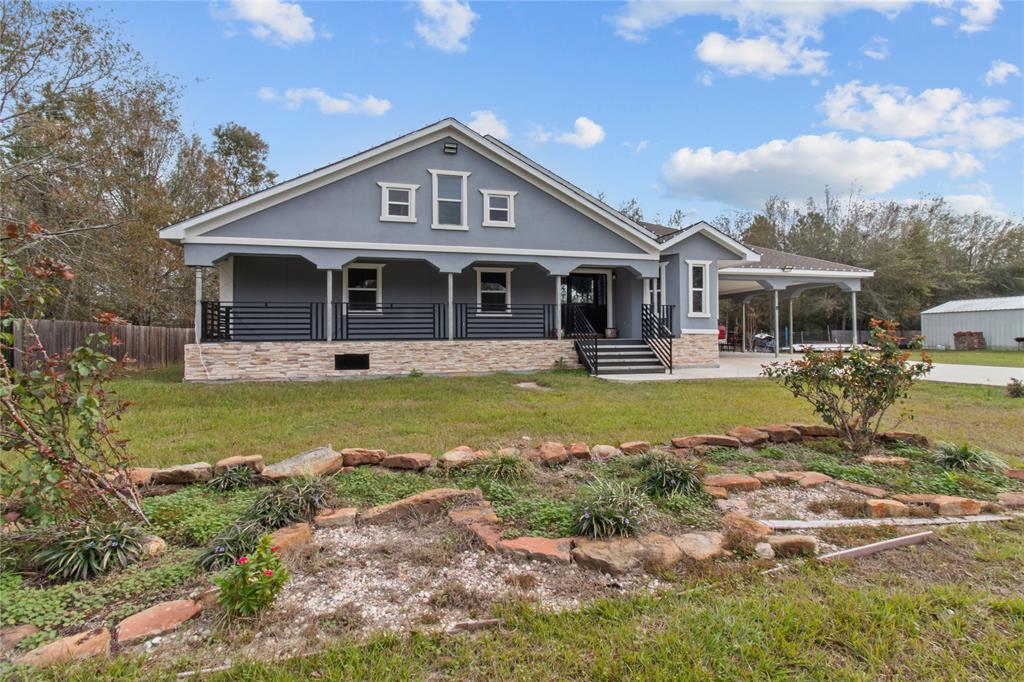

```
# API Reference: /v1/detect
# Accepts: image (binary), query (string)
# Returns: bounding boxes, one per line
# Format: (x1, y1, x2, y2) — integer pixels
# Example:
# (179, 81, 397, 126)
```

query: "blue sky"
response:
(104, 0, 1022, 222)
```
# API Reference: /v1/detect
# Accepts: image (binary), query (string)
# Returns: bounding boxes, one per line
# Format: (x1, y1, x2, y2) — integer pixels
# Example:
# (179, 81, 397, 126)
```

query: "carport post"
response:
(772, 289, 780, 357)
(194, 268, 202, 342)
(788, 297, 794, 354)
(741, 302, 747, 352)
(850, 290, 858, 346)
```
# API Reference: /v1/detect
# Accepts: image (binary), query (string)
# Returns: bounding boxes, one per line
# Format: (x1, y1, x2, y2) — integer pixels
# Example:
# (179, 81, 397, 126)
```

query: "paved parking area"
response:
(601, 353, 1022, 387)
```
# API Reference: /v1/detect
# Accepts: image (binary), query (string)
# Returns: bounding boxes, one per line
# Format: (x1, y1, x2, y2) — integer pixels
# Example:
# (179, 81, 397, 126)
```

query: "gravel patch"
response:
(740, 483, 869, 521)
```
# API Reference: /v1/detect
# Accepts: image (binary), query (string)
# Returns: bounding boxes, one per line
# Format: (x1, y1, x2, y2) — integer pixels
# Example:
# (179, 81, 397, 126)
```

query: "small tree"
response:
(1, 222, 147, 525)
(762, 319, 932, 451)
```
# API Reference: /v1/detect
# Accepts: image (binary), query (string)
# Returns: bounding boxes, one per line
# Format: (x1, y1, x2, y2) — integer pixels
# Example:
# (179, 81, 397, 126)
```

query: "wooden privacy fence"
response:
(6, 319, 194, 371)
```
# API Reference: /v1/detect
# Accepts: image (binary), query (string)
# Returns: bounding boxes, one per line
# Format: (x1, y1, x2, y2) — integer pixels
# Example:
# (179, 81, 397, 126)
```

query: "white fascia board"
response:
(187, 235, 659, 261)
(718, 267, 874, 278)
(163, 119, 662, 255)
(657, 221, 760, 261)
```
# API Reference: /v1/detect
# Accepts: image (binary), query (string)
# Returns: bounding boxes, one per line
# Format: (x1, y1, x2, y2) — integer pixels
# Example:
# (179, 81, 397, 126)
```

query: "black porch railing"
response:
(570, 304, 599, 374)
(453, 303, 557, 339)
(641, 304, 674, 372)
(335, 302, 447, 340)
(201, 301, 326, 341)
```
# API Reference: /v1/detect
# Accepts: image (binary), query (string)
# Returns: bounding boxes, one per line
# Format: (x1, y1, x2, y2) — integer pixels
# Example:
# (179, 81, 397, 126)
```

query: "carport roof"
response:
(728, 246, 871, 274)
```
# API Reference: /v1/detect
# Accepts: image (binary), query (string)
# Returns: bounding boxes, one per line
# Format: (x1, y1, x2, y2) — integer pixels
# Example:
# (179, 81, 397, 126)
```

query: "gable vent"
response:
(443, 141, 458, 155)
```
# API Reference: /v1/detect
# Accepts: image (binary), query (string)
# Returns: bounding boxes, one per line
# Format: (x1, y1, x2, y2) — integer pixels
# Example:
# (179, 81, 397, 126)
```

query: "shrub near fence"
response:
(8, 319, 193, 371)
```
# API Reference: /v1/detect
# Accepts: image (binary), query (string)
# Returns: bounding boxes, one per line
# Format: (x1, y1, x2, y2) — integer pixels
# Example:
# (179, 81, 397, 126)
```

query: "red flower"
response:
(270, 546, 279, 552)
(238, 556, 249, 564)
(263, 570, 273, 577)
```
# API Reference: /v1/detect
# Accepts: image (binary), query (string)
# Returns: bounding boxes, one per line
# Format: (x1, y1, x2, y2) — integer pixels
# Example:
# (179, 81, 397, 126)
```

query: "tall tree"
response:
(211, 122, 277, 200)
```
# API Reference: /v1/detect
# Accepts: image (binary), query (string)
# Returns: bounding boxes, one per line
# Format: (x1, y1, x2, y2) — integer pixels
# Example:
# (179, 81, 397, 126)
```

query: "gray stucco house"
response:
(161, 118, 871, 381)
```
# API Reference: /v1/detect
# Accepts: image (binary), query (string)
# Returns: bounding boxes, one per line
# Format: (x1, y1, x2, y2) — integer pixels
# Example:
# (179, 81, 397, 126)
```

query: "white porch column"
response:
(447, 273, 454, 341)
(554, 275, 562, 339)
(788, 297, 794, 353)
(772, 289, 780, 358)
(851, 290, 858, 347)
(741, 302, 746, 352)
(194, 268, 202, 342)
(325, 270, 333, 342)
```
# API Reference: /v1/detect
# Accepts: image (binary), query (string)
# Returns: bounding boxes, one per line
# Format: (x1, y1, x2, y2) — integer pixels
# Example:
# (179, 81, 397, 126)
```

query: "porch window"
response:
(687, 260, 711, 318)
(377, 182, 418, 223)
(429, 169, 470, 230)
(345, 264, 383, 312)
(480, 189, 517, 228)
(476, 267, 512, 313)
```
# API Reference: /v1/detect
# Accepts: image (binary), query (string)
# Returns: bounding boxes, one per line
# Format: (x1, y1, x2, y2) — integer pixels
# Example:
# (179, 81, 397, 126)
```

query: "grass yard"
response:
(912, 349, 1024, 367)
(113, 366, 1024, 468)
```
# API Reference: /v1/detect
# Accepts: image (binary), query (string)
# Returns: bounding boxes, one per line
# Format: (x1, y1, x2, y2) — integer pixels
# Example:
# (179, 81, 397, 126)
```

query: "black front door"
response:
(563, 273, 608, 335)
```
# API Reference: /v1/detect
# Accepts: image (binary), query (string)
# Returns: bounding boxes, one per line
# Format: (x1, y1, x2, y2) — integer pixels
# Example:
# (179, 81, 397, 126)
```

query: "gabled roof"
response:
(655, 220, 761, 261)
(922, 296, 1024, 314)
(160, 118, 662, 254)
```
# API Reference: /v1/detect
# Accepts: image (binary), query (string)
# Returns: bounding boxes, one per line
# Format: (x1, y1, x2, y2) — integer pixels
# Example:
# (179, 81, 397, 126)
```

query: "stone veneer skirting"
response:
(672, 332, 720, 368)
(184, 340, 582, 382)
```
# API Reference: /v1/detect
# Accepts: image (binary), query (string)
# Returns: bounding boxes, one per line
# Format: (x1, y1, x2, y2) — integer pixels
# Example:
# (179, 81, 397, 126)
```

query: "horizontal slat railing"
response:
(336, 303, 447, 340)
(201, 302, 325, 341)
(454, 304, 556, 339)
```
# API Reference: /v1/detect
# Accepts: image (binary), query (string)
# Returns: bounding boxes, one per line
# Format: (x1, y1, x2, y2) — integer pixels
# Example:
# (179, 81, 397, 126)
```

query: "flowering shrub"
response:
(214, 534, 287, 617)
(574, 479, 648, 539)
(762, 319, 932, 451)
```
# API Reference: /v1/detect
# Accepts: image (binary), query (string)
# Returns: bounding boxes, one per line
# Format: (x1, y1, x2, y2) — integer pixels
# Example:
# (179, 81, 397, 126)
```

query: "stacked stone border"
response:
(11, 426, 1022, 668)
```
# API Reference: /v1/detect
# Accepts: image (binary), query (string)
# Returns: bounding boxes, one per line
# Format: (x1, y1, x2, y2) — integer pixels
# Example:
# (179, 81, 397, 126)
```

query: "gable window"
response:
(377, 182, 418, 223)
(476, 267, 512, 314)
(344, 264, 383, 313)
(480, 189, 517, 228)
(687, 260, 710, 318)
(429, 169, 470, 230)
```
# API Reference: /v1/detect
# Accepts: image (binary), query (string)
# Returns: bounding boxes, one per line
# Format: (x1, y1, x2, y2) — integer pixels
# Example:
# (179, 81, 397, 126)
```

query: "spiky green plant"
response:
(207, 466, 259, 492)
(243, 476, 330, 528)
(639, 454, 704, 497)
(933, 442, 1008, 473)
(574, 479, 648, 539)
(32, 523, 144, 582)
(469, 454, 534, 483)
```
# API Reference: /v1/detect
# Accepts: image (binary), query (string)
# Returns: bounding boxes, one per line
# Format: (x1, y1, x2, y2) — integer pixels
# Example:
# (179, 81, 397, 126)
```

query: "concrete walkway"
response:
(601, 353, 1023, 387)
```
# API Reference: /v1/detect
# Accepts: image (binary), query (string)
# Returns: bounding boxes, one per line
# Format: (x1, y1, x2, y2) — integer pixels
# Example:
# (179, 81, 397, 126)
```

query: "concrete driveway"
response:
(601, 353, 1023, 387)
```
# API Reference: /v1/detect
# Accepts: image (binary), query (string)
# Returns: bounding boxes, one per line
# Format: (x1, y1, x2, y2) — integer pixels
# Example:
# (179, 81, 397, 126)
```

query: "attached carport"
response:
(718, 246, 874, 357)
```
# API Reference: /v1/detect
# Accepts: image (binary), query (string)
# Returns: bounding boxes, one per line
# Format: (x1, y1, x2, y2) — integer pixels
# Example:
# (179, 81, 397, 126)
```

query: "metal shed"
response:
(920, 296, 1024, 350)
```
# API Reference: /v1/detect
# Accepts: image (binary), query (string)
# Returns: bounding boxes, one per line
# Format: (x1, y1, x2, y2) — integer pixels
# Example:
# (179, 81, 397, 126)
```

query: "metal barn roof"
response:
(921, 296, 1024, 314)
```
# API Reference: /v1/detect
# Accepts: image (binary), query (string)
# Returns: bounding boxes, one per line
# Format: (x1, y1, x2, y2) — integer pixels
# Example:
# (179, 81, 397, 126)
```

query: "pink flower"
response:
(237, 556, 249, 564)
(263, 570, 273, 577)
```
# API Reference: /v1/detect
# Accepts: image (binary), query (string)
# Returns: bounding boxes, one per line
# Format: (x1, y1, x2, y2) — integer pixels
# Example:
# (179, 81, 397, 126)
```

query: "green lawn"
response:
(113, 366, 1024, 468)
(913, 349, 1024, 367)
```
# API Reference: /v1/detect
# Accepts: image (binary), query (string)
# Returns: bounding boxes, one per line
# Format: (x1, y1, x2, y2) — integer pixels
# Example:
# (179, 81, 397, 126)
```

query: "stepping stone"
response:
(753, 470, 784, 484)
(891, 494, 983, 516)
(619, 440, 651, 455)
(466, 522, 502, 552)
(1005, 469, 1024, 483)
(703, 485, 728, 499)
(497, 536, 573, 564)
(341, 448, 387, 467)
(569, 442, 591, 459)
(674, 532, 728, 561)
(117, 599, 203, 644)
(703, 474, 761, 492)
(213, 455, 264, 475)
(448, 504, 500, 526)
(760, 424, 802, 443)
(314, 508, 358, 528)
(726, 426, 770, 447)
(860, 455, 911, 468)
(128, 467, 157, 486)
(381, 453, 433, 470)
(878, 431, 929, 447)
(262, 446, 344, 480)
(834, 480, 887, 498)
(795, 472, 833, 488)
(865, 499, 910, 518)
(571, 537, 644, 574)
(269, 523, 313, 552)
(996, 492, 1024, 509)
(787, 423, 839, 438)
(151, 462, 213, 485)
(767, 534, 818, 557)
(720, 512, 772, 547)
(671, 434, 740, 449)
(715, 498, 751, 516)
(439, 446, 481, 469)
(590, 444, 622, 459)
(13, 627, 110, 668)
(359, 488, 483, 525)
(0, 624, 39, 654)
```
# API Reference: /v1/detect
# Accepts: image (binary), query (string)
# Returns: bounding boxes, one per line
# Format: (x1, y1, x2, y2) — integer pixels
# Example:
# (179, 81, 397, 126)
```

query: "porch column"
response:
(554, 275, 562, 339)
(447, 273, 454, 341)
(772, 289, 780, 358)
(741, 302, 746, 352)
(325, 270, 333, 342)
(788, 297, 794, 354)
(850, 290, 858, 347)
(194, 268, 202, 342)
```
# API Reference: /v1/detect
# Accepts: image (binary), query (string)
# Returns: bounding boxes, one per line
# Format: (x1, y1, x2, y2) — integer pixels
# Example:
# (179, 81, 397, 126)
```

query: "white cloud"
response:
(661, 133, 979, 208)
(527, 124, 553, 144)
(696, 32, 828, 77)
(555, 117, 606, 149)
(218, 0, 316, 46)
(941, 193, 1006, 216)
(697, 71, 714, 86)
(467, 110, 509, 139)
(822, 81, 1024, 150)
(984, 60, 1021, 85)
(634, 140, 649, 153)
(931, 15, 950, 26)
(959, 0, 1001, 33)
(415, 0, 478, 53)
(258, 87, 391, 116)
(861, 36, 889, 60)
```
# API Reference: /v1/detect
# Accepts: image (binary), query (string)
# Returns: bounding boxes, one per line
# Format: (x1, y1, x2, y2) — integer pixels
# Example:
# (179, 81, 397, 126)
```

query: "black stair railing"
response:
(569, 304, 599, 374)
(641, 304, 674, 373)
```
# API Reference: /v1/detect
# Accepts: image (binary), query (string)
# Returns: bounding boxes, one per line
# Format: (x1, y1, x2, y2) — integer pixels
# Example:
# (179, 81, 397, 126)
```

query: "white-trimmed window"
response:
(480, 189, 517, 228)
(645, 261, 668, 308)
(377, 182, 418, 223)
(344, 264, 383, 313)
(687, 260, 711, 318)
(475, 267, 512, 314)
(429, 169, 470, 230)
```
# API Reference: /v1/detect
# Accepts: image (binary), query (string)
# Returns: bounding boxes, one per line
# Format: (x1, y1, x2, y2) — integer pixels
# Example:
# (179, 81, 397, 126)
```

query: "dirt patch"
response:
(740, 483, 869, 521)
(515, 381, 551, 392)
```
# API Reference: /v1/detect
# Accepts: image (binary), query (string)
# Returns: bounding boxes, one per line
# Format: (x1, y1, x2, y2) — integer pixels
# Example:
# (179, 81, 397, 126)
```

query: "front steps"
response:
(593, 338, 669, 375)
